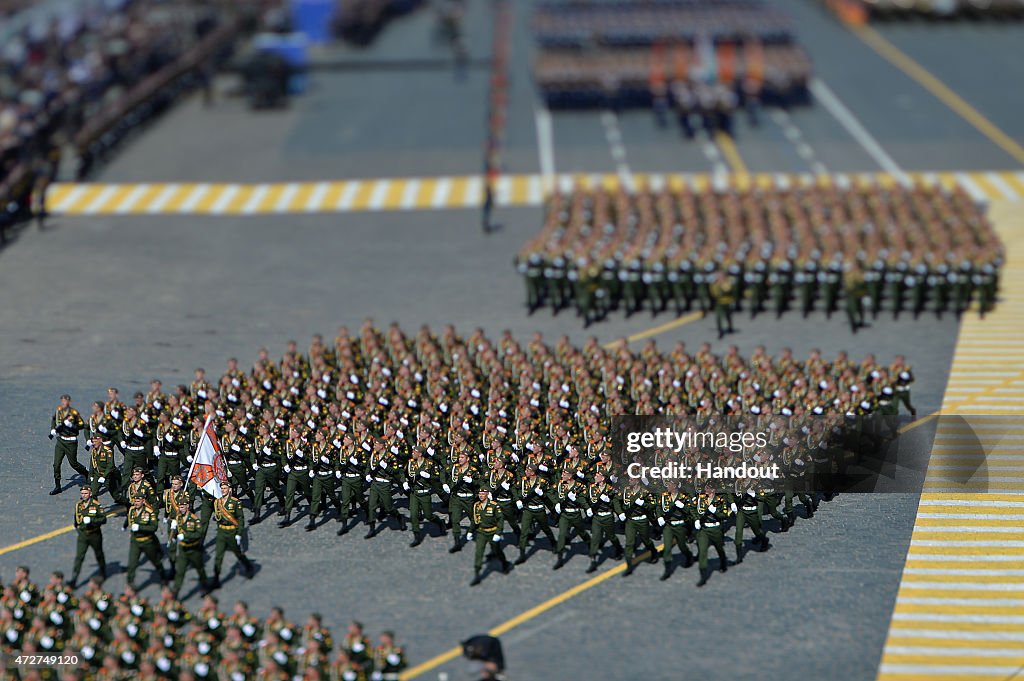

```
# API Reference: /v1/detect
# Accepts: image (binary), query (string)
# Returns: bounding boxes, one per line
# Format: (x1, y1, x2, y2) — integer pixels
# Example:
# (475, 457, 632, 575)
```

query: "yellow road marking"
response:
(0, 508, 124, 558)
(714, 132, 749, 175)
(853, 25, 1024, 166)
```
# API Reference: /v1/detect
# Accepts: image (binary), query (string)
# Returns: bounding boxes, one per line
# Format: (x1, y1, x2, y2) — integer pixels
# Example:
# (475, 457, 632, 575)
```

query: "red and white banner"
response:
(187, 414, 226, 499)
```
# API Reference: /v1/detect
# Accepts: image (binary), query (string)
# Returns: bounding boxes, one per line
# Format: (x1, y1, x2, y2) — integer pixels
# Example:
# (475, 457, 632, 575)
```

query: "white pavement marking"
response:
(464, 177, 483, 207)
(495, 176, 512, 206)
(956, 173, 987, 203)
(146, 184, 180, 214)
(242, 185, 268, 214)
(337, 182, 361, 211)
(880, 663, 1022, 675)
(211, 185, 240, 214)
(81, 185, 119, 214)
(987, 172, 1018, 200)
(367, 180, 391, 211)
(177, 185, 210, 214)
(52, 185, 87, 213)
(113, 184, 149, 214)
(399, 179, 420, 210)
(431, 178, 451, 208)
(809, 78, 906, 181)
(274, 184, 299, 213)
(527, 175, 542, 204)
(534, 104, 556, 189)
(601, 110, 633, 191)
(305, 182, 330, 212)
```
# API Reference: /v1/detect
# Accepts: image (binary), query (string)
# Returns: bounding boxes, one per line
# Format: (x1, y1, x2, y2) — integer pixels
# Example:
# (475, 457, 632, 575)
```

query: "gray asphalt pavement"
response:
(1, 1, 1016, 679)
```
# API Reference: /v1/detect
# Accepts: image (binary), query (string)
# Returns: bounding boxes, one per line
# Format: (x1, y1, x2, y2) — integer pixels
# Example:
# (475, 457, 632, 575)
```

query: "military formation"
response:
(515, 181, 1003, 329)
(0, 566, 406, 680)
(52, 324, 917, 588)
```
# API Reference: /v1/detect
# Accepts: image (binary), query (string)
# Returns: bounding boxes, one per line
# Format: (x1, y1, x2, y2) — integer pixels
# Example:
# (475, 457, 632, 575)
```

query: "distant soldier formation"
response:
(515, 181, 1002, 330)
(0, 566, 406, 681)
(533, 0, 812, 129)
(53, 325, 916, 589)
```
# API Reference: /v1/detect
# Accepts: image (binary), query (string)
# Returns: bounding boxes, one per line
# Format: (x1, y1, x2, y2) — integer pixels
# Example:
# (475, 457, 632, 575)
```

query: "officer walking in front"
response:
(172, 501, 211, 595)
(470, 489, 511, 586)
(212, 482, 254, 588)
(71, 486, 107, 587)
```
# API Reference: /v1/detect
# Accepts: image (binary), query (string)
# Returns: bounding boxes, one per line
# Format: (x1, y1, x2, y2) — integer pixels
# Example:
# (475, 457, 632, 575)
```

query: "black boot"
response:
(336, 521, 350, 537)
(251, 512, 263, 525)
(720, 561, 728, 574)
(470, 569, 482, 587)
(305, 515, 317, 532)
(697, 568, 709, 587)
(622, 558, 635, 577)
(278, 512, 293, 528)
(646, 545, 659, 563)
(586, 558, 598, 574)
(448, 535, 463, 554)
(683, 553, 693, 568)
(69, 573, 79, 590)
(410, 531, 424, 548)
(432, 516, 447, 535)
(99, 564, 107, 580)
(735, 545, 744, 564)
(787, 511, 796, 526)
(243, 561, 255, 579)
(514, 549, 527, 565)
(49, 480, 62, 496)
(501, 556, 512, 574)
(806, 505, 814, 518)
(212, 574, 222, 590)
(553, 551, 567, 570)
(395, 512, 407, 532)
(781, 516, 791, 532)
(759, 536, 770, 551)
(659, 563, 672, 581)
(364, 522, 377, 540)
(612, 544, 624, 560)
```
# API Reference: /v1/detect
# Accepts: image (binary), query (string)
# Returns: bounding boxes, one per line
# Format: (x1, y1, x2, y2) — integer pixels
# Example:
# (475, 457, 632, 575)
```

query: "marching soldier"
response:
(584, 470, 623, 573)
(126, 496, 169, 589)
(710, 271, 737, 339)
(404, 447, 444, 547)
(469, 489, 511, 586)
(336, 434, 369, 536)
(486, 456, 521, 540)
(844, 266, 868, 333)
(891, 355, 917, 417)
(71, 487, 107, 588)
(694, 486, 730, 587)
(656, 480, 694, 580)
(617, 478, 658, 577)
(252, 422, 284, 523)
(172, 501, 210, 595)
(444, 451, 479, 553)
(220, 421, 254, 505)
(49, 394, 91, 494)
(279, 428, 312, 528)
(733, 482, 769, 564)
(119, 406, 150, 479)
(551, 469, 590, 570)
(364, 440, 406, 539)
(373, 631, 408, 681)
(308, 430, 342, 531)
(154, 411, 184, 492)
(514, 465, 556, 564)
(88, 436, 119, 501)
(212, 482, 254, 587)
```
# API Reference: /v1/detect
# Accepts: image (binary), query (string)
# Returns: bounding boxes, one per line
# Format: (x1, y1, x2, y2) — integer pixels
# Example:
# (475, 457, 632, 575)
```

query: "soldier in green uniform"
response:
(49, 394, 91, 494)
(404, 447, 444, 547)
(616, 478, 658, 576)
(551, 469, 590, 570)
(364, 440, 406, 539)
(733, 482, 769, 563)
(584, 470, 623, 573)
(486, 456, 521, 541)
(655, 481, 693, 580)
(444, 451, 478, 553)
(373, 631, 408, 681)
(212, 482, 254, 588)
(891, 355, 917, 418)
(71, 486, 107, 587)
(153, 411, 184, 492)
(518, 252, 544, 313)
(336, 434, 369, 536)
(308, 430, 342, 532)
(469, 489, 511, 586)
(88, 436, 119, 501)
(844, 266, 867, 333)
(252, 423, 284, 523)
(710, 272, 737, 339)
(172, 501, 210, 595)
(220, 420, 254, 505)
(126, 496, 169, 589)
(279, 430, 312, 528)
(694, 487, 730, 587)
(514, 466, 556, 564)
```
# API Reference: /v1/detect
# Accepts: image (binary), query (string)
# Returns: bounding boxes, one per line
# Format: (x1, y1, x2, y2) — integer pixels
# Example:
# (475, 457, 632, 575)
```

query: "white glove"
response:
(308, 470, 315, 479)
(131, 523, 140, 532)
(402, 482, 410, 492)
(235, 535, 241, 546)
(284, 465, 291, 473)
(568, 491, 577, 502)
(365, 475, 372, 483)
(674, 500, 685, 509)
(442, 484, 451, 494)
(153, 447, 161, 456)
(120, 442, 127, 449)
(657, 517, 666, 527)
(466, 532, 474, 541)
(462, 475, 473, 483)
(600, 494, 610, 503)
(379, 460, 388, 470)
(636, 498, 644, 506)
(176, 533, 184, 541)
(538, 464, 549, 473)
(98, 425, 108, 434)
(419, 471, 430, 479)
(231, 444, 241, 452)
(617, 513, 626, 521)
(515, 500, 523, 510)
(349, 456, 359, 465)
(263, 446, 272, 455)
(98, 476, 105, 483)
(63, 419, 73, 428)
(534, 487, 544, 497)
(83, 516, 91, 525)
(335, 471, 342, 479)
(133, 428, 144, 438)
(695, 520, 702, 530)
(708, 505, 717, 514)
(731, 503, 738, 513)
(49, 429, 57, 438)
(492, 534, 501, 543)
(197, 390, 207, 399)
(252, 465, 258, 472)
(586, 508, 593, 517)
(555, 503, 561, 514)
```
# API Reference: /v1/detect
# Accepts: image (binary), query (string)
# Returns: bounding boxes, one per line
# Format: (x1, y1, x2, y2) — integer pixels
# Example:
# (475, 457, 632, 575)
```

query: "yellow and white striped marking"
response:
(45, 171, 1024, 216)
(879, 200, 1024, 681)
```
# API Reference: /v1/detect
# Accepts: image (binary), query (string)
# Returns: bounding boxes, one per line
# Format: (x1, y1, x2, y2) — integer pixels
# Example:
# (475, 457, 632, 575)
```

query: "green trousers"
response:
(448, 495, 473, 533)
(555, 513, 589, 553)
(409, 492, 440, 532)
(661, 522, 693, 564)
(474, 529, 506, 571)
(253, 465, 282, 515)
(173, 544, 208, 591)
(338, 476, 365, 520)
(54, 439, 89, 482)
(155, 454, 182, 491)
(310, 474, 340, 517)
(73, 530, 106, 576)
(734, 509, 765, 548)
(588, 513, 622, 558)
(284, 470, 312, 515)
(519, 507, 555, 551)
(127, 538, 164, 586)
(696, 526, 726, 571)
(214, 530, 252, 575)
(367, 481, 395, 523)
(624, 518, 655, 560)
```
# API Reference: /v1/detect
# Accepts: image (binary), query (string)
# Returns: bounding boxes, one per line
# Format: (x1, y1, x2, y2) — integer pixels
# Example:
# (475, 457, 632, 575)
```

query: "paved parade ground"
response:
(2, 1, 1023, 679)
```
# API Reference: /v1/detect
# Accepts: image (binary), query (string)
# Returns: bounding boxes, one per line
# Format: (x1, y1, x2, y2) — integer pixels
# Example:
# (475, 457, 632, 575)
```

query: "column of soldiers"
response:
(0, 567, 407, 681)
(515, 181, 1002, 329)
(55, 324, 917, 587)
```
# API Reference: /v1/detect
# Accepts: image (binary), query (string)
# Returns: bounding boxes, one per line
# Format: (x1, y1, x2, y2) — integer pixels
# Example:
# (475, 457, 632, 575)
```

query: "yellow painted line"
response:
(600, 310, 705, 348)
(46, 184, 74, 208)
(884, 654, 1024, 666)
(853, 25, 1024, 166)
(381, 180, 405, 210)
(121, 184, 165, 214)
(162, 184, 201, 212)
(0, 508, 123, 557)
(222, 186, 257, 214)
(286, 183, 317, 212)
(412, 178, 436, 209)
(99, 185, 140, 213)
(897, 412, 939, 434)
(714, 132, 749, 175)
(62, 185, 107, 213)
(914, 517, 1024, 527)
(348, 181, 376, 210)
(192, 184, 228, 213)
(402, 545, 661, 679)
(254, 184, 288, 212)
